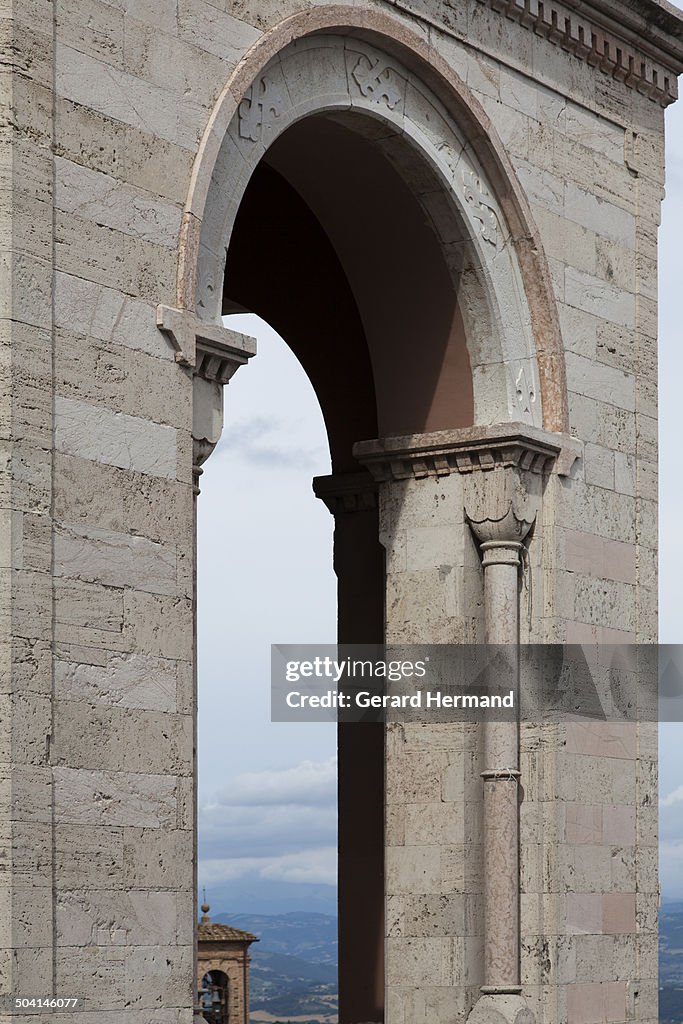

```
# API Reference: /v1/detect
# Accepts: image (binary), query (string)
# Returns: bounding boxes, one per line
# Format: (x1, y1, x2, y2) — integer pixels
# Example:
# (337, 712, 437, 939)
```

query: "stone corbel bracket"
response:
(157, 305, 257, 490)
(157, 304, 257, 379)
(312, 471, 379, 515)
(353, 422, 581, 482)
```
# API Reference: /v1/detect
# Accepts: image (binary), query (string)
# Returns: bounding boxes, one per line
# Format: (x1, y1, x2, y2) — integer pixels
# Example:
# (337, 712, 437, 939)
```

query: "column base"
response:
(466, 994, 535, 1024)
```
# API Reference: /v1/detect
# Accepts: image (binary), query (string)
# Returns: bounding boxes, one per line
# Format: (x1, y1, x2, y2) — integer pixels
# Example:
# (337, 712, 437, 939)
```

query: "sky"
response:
(655, 90, 683, 897)
(196, 95, 683, 909)
(196, 316, 337, 903)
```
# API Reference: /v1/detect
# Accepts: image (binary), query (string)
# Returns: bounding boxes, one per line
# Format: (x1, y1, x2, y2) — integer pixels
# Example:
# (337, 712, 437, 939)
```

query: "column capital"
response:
(464, 466, 537, 550)
(353, 422, 580, 482)
(312, 471, 378, 515)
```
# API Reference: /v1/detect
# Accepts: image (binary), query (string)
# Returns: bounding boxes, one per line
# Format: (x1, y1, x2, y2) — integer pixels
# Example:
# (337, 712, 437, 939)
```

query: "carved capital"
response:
(312, 472, 378, 515)
(463, 465, 537, 551)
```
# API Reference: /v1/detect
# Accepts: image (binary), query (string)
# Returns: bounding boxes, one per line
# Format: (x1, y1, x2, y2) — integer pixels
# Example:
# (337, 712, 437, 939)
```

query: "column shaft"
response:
(480, 542, 522, 995)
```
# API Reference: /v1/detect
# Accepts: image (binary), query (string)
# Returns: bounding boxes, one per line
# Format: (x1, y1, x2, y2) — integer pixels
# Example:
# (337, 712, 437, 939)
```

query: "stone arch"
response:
(176, 7, 568, 433)
(175, 14, 575, 1024)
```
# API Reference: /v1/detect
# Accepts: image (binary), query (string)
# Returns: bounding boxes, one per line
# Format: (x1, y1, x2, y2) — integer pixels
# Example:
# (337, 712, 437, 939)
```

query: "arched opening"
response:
(196, 315, 338, 1012)
(200, 970, 229, 1024)
(220, 106, 477, 1024)
(187, 26, 565, 1023)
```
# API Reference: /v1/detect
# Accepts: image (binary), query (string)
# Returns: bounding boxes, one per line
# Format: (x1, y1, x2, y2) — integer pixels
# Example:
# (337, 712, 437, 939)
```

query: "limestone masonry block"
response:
(55, 396, 177, 478)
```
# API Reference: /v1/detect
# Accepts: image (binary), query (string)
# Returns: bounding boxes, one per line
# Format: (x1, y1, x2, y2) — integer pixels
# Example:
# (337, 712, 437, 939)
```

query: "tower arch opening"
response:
(189, 25, 564, 1024)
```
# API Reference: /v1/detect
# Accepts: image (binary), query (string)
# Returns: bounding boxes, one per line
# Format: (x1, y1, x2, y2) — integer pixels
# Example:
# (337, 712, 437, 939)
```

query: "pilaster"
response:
(355, 425, 565, 1022)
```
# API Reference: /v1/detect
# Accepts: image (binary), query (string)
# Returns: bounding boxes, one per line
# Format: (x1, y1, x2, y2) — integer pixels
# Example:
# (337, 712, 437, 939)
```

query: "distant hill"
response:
(211, 911, 338, 1023)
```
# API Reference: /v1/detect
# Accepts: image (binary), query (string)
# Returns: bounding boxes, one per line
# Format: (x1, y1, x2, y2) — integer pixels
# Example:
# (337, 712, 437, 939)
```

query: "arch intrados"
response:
(179, 6, 568, 433)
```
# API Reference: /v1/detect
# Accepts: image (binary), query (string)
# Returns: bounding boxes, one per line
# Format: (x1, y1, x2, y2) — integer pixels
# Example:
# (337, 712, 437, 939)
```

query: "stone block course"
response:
(53, 767, 180, 829)
(54, 455, 191, 545)
(564, 267, 635, 328)
(55, 396, 178, 479)
(55, 156, 183, 249)
(55, 44, 201, 151)
(54, 579, 127, 653)
(55, 209, 177, 300)
(54, 273, 170, 362)
(52, 703, 192, 775)
(54, 521, 178, 596)
(54, 99, 194, 205)
(55, 0, 124, 68)
(55, 652, 179, 713)
(564, 182, 635, 245)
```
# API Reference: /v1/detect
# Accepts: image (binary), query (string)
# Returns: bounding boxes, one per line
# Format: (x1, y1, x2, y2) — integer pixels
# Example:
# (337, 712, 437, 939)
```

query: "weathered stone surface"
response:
(55, 396, 177, 478)
(55, 157, 182, 248)
(53, 767, 179, 828)
(55, 652, 178, 712)
(54, 521, 178, 595)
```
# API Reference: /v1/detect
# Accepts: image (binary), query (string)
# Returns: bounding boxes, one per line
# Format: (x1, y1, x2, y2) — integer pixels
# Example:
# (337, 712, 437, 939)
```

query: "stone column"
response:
(159, 306, 256, 1022)
(464, 474, 536, 1024)
(313, 471, 385, 1024)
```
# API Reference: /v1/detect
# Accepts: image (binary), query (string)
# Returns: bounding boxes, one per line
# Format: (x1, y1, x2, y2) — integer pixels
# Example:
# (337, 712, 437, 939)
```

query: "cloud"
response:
(661, 784, 683, 808)
(198, 758, 337, 875)
(214, 415, 328, 470)
(660, 839, 683, 899)
(199, 847, 337, 887)
(211, 758, 337, 807)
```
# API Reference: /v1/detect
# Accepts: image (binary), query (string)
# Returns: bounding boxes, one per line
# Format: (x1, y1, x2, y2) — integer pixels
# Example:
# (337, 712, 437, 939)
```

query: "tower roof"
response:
(198, 921, 259, 943)
(197, 900, 258, 944)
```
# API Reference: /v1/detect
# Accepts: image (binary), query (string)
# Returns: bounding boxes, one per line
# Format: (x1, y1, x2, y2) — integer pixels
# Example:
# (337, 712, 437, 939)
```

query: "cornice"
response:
(475, 0, 683, 105)
(353, 423, 581, 482)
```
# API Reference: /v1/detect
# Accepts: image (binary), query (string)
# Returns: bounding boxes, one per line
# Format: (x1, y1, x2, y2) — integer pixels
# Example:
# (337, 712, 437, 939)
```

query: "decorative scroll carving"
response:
(463, 171, 498, 245)
(351, 54, 402, 109)
(238, 76, 284, 141)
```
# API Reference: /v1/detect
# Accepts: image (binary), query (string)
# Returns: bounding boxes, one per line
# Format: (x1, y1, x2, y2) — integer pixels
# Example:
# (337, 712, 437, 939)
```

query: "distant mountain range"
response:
(660, 900, 683, 1023)
(215, 911, 337, 963)
(201, 879, 337, 916)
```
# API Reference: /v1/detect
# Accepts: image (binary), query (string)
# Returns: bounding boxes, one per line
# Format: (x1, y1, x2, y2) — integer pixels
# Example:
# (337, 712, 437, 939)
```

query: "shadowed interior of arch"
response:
(224, 113, 476, 468)
(221, 110, 480, 1024)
